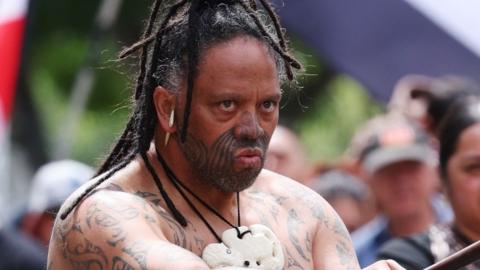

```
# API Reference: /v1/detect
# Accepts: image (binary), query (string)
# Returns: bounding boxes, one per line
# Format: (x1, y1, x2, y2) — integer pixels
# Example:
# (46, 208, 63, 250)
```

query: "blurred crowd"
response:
(0, 160, 93, 269)
(2, 75, 480, 269)
(264, 75, 480, 269)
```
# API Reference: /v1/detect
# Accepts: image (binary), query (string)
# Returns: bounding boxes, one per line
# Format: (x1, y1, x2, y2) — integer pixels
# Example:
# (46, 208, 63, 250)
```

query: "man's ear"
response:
(153, 86, 177, 133)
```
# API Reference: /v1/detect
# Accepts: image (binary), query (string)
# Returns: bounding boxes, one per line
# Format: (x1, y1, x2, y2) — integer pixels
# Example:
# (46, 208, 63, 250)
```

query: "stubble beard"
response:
(178, 128, 270, 192)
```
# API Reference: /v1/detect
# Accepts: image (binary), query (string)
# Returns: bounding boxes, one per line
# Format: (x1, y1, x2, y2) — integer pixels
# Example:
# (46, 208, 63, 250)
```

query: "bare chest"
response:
(158, 199, 317, 270)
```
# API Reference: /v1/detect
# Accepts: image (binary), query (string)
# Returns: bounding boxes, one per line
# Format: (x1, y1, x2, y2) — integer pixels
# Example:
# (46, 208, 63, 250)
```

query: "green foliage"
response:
(296, 76, 383, 162)
(279, 38, 383, 163)
(30, 32, 130, 165)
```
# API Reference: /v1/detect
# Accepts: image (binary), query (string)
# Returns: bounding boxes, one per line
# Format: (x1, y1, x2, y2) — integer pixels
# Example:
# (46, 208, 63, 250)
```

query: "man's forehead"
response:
(205, 87, 281, 99)
(190, 38, 280, 96)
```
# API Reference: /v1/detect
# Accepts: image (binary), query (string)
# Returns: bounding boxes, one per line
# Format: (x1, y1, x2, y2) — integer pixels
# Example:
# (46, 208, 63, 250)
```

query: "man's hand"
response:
(363, 260, 406, 270)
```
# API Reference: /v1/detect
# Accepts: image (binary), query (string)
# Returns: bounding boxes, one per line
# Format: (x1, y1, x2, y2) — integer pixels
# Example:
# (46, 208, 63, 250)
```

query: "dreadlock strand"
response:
(131, 0, 165, 100)
(137, 105, 156, 153)
(119, 0, 162, 60)
(248, 0, 257, 10)
(141, 152, 188, 226)
(60, 152, 136, 220)
(255, 0, 295, 79)
(118, 18, 178, 60)
(181, 0, 201, 142)
(237, 0, 301, 80)
(96, 116, 136, 175)
(150, 0, 189, 64)
(134, 0, 189, 153)
(146, 0, 164, 35)
(147, 0, 189, 65)
(119, 20, 181, 60)
(136, 0, 188, 101)
(257, 0, 286, 50)
(118, 35, 156, 59)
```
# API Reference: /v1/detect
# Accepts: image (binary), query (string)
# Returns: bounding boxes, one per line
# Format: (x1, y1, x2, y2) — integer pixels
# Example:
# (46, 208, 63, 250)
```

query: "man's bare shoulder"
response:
(48, 160, 199, 269)
(59, 158, 148, 214)
(248, 169, 340, 238)
(54, 158, 171, 237)
(246, 169, 360, 269)
(252, 169, 328, 210)
(51, 162, 162, 242)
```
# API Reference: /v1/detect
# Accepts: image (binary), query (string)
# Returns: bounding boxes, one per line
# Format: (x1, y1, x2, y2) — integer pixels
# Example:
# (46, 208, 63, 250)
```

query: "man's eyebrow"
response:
(265, 92, 282, 101)
(209, 91, 244, 100)
(460, 154, 480, 163)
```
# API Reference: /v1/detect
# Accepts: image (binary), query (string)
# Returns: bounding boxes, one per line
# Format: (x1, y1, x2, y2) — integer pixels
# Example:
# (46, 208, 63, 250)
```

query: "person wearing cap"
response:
(311, 169, 374, 233)
(350, 113, 452, 267)
(0, 160, 91, 270)
(21, 160, 94, 248)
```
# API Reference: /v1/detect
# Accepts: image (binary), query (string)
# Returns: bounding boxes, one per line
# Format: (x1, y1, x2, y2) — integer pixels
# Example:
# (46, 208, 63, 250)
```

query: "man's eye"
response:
(261, 101, 277, 112)
(219, 100, 235, 111)
(464, 164, 480, 175)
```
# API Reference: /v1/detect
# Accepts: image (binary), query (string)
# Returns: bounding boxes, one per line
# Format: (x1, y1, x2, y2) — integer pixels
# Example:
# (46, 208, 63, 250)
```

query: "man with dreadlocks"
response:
(48, 1, 404, 269)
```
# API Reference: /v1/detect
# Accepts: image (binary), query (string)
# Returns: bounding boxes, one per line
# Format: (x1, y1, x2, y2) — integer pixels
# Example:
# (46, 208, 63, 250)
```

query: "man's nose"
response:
(234, 112, 264, 140)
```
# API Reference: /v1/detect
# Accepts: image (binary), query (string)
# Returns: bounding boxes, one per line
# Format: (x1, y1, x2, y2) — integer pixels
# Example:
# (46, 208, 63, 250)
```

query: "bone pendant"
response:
(202, 224, 284, 270)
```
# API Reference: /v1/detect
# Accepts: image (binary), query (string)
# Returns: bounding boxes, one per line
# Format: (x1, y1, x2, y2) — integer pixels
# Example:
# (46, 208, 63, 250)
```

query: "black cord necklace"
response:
(146, 147, 250, 243)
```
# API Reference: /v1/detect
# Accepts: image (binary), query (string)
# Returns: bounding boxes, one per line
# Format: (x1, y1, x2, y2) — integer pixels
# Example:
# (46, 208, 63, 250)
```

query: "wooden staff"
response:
(425, 241, 480, 270)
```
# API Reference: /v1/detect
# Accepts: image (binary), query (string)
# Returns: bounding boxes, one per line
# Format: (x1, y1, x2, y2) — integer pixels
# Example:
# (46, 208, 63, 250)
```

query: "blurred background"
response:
(2, 0, 480, 267)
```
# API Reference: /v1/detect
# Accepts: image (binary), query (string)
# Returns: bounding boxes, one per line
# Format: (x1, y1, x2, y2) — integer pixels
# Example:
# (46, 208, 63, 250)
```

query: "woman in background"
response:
(377, 94, 480, 270)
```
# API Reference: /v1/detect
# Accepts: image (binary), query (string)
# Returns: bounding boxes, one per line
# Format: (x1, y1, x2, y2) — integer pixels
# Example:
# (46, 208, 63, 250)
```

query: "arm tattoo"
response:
(112, 256, 135, 270)
(305, 232, 313, 254)
(336, 241, 356, 270)
(287, 209, 310, 262)
(247, 190, 286, 222)
(65, 233, 109, 270)
(193, 235, 205, 251)
(331, 214, 351, 241)
(278, 180, 326, 221)
(85, 201, 140, 247)
(105, 183, 124, 192)
(332, 215, 357, 269)
(285, 249, 305, 270)
(123, 241, 151, 270)
(294, 190, 325, 221)
(135, 191, 188, 248)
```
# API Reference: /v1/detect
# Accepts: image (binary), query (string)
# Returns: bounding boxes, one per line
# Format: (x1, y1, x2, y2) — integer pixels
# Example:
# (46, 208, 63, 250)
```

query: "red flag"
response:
(0, 1, 29, 199)
(0, 0, 29, 124)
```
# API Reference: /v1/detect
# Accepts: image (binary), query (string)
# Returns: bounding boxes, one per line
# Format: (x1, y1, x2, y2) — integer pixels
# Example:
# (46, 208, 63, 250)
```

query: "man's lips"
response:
(235, 148, 263, 159)
(234, 148, 263, 168)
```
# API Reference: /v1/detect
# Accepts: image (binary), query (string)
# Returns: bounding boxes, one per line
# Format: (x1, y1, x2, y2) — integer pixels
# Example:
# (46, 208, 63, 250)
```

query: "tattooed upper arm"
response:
(48, 189, 210, 270)
(311, 197, 360, 270)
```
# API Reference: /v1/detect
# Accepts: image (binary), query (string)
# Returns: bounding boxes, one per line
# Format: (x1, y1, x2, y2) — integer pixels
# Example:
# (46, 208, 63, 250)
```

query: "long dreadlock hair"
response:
(60, 0, 301, 220)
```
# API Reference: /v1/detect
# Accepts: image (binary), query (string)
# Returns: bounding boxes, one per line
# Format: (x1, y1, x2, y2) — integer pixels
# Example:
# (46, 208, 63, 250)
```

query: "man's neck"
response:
(388, 205, 435, 237)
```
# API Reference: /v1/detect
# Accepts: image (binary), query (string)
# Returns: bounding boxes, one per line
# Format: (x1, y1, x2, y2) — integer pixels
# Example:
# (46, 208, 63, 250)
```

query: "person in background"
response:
(388, 75, 479, 206)
(377, 95, 480, 269)
(350, 113, 452, 267)
(21, 160, 94, 248)
(311, 169, 374, 233)
(388, 74, 479, 139)
(387, 75, 433, 129)
(265, 125, 313, 186)
(0, 222, 46, 269)
(0, 160, 90, 270)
